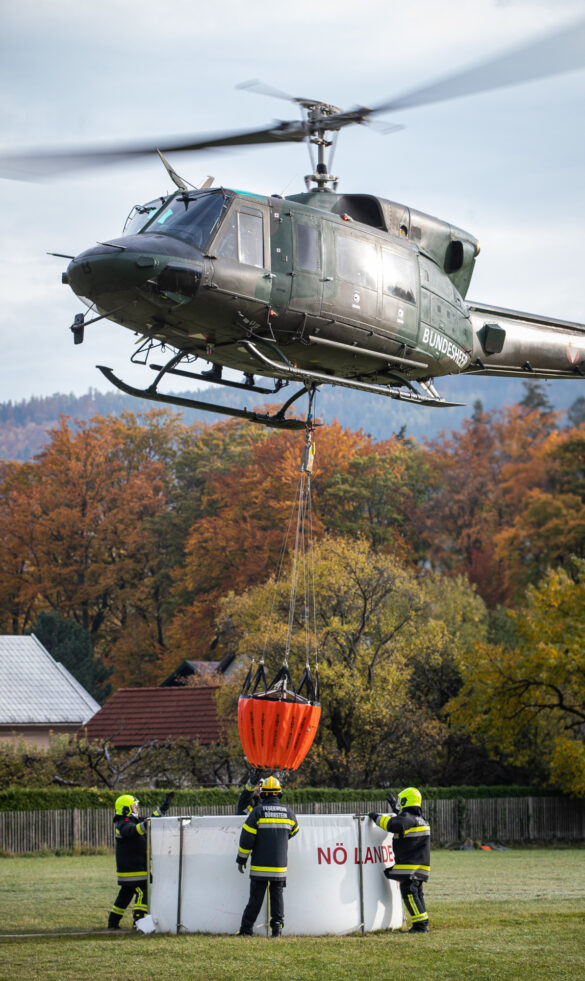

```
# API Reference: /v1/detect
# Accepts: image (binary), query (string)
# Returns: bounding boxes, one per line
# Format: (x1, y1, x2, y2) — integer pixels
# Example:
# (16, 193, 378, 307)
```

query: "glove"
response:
(368, 812, 379, 822)
(160, 791, 175, 815)
(386, 792, 401, 813)
(237, 861, 246, 875)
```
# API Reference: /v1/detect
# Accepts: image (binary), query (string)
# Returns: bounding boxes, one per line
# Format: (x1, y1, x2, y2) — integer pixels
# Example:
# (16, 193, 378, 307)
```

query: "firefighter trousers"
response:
(399, 877, 429, 930)
(108, 880, 148, 926)
(240, 877, 284, 933)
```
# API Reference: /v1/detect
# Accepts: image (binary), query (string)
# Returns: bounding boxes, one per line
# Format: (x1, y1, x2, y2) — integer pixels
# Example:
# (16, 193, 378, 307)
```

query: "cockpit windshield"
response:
(141, 191, 226, 250)
(123, 198, 167, 236)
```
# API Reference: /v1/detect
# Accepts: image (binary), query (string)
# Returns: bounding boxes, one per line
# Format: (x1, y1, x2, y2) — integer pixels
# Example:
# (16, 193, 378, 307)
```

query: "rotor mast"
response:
(302, 101, 340, 191)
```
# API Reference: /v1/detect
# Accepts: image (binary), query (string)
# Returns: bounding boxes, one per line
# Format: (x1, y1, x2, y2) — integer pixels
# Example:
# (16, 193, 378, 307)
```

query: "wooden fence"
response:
(1, 798, 584, 854)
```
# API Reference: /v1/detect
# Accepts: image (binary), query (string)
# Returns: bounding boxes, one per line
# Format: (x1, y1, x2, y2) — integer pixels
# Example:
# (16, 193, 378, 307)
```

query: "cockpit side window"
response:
(217, 215, 238, 259)
(216, 208, 264, 268)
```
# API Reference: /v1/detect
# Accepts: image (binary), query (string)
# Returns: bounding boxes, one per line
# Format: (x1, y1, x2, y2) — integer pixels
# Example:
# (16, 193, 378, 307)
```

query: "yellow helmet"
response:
(261, 775, 282, 797)
(398, 787, 422, 809)
(115, 794, 139, 816)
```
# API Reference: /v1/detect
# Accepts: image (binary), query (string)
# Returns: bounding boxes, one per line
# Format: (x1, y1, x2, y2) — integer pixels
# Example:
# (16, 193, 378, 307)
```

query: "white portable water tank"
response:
(148, 813, 403, 935)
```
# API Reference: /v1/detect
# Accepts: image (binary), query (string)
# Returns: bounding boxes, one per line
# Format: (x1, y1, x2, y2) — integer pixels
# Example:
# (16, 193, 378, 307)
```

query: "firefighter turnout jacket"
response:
(373, 807, 431, 881)
(237, 801, 299, 880)
(113, 807, 164, 885)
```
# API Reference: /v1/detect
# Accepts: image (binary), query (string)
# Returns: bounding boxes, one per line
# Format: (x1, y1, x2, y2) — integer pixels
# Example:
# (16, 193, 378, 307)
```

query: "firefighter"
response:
(107, 791, 173, 929)
(369, 786, 431, 933)
(236, 775, 299, 937)
(236, 769, 263, 815)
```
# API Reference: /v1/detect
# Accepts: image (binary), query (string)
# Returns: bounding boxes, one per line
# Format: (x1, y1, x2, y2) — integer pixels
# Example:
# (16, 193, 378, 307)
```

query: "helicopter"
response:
(2, 18, 585, 430)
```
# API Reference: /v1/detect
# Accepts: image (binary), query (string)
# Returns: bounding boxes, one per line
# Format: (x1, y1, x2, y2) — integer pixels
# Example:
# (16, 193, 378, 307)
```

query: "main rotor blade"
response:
(238, 79, 341, 113)
(365, 14, 585, 119)
(0, 122, 307, 181)
(3, 15, 583, 181)
(237, 79, 311, 105)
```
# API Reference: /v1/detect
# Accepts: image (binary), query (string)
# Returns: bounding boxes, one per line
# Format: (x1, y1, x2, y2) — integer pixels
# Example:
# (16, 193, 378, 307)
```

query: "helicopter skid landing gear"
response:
(96, 365, 309, 431)
(243, 340, 465, 408)
(147, 361, 279, 395)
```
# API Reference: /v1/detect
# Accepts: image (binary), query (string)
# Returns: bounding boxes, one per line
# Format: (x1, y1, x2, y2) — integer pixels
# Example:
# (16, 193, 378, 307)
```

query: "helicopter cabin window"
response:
(382, 249, 416, 304)
(295, 223, 319, 272)
(336, 234, 377, 290)
(217, 208, 264, 268)
(145, 192, 225, 250)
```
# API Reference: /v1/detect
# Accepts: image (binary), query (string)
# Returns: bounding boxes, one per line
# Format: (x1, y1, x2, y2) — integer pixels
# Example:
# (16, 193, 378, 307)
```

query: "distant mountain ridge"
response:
(0, 377, 582, 461)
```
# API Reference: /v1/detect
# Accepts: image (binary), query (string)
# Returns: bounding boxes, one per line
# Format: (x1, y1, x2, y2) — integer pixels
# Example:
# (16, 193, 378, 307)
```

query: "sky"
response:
(0, 0, 584, 407)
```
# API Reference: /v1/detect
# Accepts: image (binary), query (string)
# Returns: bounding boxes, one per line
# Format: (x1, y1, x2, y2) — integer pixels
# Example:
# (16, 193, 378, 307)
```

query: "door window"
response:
(295, 223, 319, 272)
(382, 249, 416, 304)
(336, 235, 377, 290)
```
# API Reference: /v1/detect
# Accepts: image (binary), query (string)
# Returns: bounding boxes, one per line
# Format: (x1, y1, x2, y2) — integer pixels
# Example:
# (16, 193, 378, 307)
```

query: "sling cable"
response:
(238, 388, 321, 772)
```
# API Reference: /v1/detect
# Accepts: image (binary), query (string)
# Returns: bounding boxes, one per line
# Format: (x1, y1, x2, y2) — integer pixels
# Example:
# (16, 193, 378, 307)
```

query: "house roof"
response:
(159, 653, 236, 687)
(0, 635, 100, 726)
(81, 686, 222, 747)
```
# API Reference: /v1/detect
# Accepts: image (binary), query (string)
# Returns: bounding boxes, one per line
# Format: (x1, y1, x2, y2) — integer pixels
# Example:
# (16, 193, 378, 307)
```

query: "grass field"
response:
(0, 849, 583, 981)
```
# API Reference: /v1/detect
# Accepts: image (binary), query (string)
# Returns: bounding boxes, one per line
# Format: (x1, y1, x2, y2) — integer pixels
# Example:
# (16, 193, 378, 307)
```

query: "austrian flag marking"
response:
(566, 344, 580, 365)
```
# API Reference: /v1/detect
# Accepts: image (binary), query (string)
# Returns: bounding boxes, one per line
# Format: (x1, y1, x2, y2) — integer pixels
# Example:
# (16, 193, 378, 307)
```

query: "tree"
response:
(320, 437, 436, 559)
(213, 537, 488, 787)
(519, 380, 554, 417)
(566, 396, 585, 429)
(31, 610, 112, 704)
(0, 415, 174, 686)
(168, 423, 367, 655)
(493, 429, 585, 596)
(447, 560, 585, 795)
(0, 733, 242, 790)
(0, 460, 37, 633)
(423, 404, 562, 606)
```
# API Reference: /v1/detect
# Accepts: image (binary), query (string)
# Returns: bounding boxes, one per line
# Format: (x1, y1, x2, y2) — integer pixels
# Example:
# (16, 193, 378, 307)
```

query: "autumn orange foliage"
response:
(1, 401, 584, 690)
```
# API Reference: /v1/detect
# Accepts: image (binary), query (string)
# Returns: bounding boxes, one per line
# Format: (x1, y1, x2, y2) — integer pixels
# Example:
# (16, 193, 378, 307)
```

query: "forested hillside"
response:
(1, 397, 584, 791)
(1, 378, 584, 461)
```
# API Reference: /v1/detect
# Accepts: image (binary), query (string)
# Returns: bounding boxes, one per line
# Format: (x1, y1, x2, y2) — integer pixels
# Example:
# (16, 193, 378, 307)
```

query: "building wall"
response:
(0, 725, 80, 750)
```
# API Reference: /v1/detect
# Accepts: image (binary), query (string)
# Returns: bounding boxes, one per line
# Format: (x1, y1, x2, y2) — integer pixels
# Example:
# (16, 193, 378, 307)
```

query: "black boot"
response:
(108, 912, 122, 930)
(408, 923, 429, 933)
(200, 363, 222, 381)
(271, 922, 283, 937)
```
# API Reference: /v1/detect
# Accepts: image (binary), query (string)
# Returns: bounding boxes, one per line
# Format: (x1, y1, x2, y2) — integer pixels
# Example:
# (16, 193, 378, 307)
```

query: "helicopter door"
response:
(289, 215, 323, 321)
(380, 247, 419, 345)
(210, 203, 271, 314)
(268, 200, 293, 313)
(321, 227, 380, 334)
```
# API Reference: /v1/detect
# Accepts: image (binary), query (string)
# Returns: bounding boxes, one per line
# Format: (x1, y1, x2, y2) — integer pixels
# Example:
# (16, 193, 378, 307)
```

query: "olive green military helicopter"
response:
(2, 18, 585, 430)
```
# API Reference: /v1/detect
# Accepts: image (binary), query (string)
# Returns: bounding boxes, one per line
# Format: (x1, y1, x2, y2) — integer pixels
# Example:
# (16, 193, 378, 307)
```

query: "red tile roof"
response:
(81, 686, 222, 747)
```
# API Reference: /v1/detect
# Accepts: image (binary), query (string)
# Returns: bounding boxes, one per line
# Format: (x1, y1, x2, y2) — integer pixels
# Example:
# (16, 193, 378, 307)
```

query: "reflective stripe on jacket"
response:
(237, 801, 299, 880)
(236, 784, 257, 815)
(376, 808, 431, 881)
(113, 808, 163, 884)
